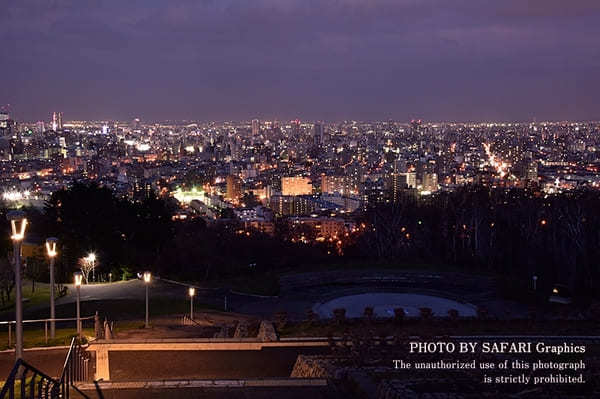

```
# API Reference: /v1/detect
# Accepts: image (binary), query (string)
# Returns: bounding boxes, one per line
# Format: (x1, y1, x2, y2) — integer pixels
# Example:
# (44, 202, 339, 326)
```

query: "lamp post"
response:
(46, 237, 58, 339)
(74, 271, 83, 336)
(7, 211, 27, 360)
(143, 271, 151, 328)
(188, 287, 195, 321)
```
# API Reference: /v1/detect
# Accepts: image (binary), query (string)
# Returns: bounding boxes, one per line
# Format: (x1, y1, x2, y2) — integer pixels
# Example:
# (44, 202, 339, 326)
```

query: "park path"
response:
(0, 347, 68, 379)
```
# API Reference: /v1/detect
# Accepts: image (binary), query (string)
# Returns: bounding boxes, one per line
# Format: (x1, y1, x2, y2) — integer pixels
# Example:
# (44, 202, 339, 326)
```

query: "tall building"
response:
(131, 118, 141, 131)
(281, 176, 312, 196)
(35, 121, 45, 134)
(389, 172, 407, 203)
(422, 173, 438, 192)
(251, 119, 259, 137)
(52, 112, 63, 131)
(405, 172, 417, 188)
(0, 112, 15, 137)
(313, 122, 323, 146)
(292, 119, 300, 136)
(226, 175, 242, 202)
(321, 175, 353, 195)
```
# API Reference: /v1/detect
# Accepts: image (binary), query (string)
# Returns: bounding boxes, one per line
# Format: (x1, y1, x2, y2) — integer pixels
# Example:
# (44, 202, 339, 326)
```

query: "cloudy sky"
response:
(2, 0, 599, 122)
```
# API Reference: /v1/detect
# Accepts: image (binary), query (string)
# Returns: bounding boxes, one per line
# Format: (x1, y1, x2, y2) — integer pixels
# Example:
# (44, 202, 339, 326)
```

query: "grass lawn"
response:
(14, 298, 217, 323)
(0, 281, 61, 315)
(0, 327, 94, 351)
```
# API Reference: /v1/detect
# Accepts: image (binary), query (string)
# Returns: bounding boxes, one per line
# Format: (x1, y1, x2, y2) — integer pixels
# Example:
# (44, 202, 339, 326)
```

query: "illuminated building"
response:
(52, 112, 63, 131)
(226, 175, 242, 201)
(422, 173, 439, 193)
(321, 175, 353, 195)
(281, 176, 312, 196)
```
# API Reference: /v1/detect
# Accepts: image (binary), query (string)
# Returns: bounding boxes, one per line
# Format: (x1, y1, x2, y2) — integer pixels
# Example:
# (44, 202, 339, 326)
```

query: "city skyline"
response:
(2, 0, 600, 122)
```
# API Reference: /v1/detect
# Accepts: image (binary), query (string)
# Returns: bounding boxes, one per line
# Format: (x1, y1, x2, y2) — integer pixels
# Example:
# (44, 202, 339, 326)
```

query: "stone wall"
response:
(257, 320, 278, 342)
(290, 355, 338, 379)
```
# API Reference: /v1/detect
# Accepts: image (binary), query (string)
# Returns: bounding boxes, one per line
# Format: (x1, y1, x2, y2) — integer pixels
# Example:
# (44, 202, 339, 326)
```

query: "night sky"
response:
(2, 0, 599, 122)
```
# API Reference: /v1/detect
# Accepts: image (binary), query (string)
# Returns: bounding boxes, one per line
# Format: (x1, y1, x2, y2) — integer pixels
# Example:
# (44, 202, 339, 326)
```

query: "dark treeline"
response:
(2, 182, 599, 300)
(1, 182, 327, 286)
(353, 186, 600, 300)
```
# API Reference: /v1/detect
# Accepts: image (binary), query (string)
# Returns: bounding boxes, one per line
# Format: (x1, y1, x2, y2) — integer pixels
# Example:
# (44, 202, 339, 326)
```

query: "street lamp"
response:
(74, 271, 83, 336)
(143, 271, 151, 328)
(46, 237, 58, 339)
(7, 211, 27, 360)
(188, 287, 196, 321)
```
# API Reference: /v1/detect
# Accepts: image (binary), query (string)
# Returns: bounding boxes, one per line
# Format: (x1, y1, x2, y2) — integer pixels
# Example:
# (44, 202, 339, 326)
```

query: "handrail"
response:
(0, 315, 96, 325)
(182, 314, 204, 327)
(1, 314, 97, 348)
(0, 358, 60, 398)
(58, 337, 90, 399)
(0, 337, 91, 398)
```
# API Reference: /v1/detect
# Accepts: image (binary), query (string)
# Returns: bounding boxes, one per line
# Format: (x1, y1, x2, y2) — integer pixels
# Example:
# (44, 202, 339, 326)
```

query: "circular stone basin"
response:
(313, 292, 476, 318)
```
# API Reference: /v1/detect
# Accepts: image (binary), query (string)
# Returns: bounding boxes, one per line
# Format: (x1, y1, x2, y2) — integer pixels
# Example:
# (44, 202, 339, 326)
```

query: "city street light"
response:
(143, 271, 151, 328)
(7, 211, 27, 360)
(46, 237, 58, 339)
(74, 271, 83, 336)
(188, 287, 195, 321)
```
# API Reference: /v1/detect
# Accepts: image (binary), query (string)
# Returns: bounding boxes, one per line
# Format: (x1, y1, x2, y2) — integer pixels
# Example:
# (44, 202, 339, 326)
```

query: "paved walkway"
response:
(0, 347, 68, 378)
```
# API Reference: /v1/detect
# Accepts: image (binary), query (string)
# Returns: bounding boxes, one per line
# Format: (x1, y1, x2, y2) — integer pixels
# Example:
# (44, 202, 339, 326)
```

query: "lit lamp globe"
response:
(74, 271, 83, 286)
(188, 287, 196, 297)
(46, 237, 58, 257)
(7, 211, 27, 241)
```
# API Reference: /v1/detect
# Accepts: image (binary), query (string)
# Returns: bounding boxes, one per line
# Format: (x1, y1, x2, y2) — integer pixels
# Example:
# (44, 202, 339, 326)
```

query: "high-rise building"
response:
(321, 175, 353, 195)
(52, 112, 63, 131)
(422, 173, 438, 192)
(281, 176, 312, 196)
(405, 172, 417, 189)
(35, 121, 45, 134)
(0, 112, 15, 137)
(226, 175, 242, 202)
(131, 118, 141, 131)
(389, 173, 407, 203)
(313, 122, 323, 146)
(251, 119, 259, 137)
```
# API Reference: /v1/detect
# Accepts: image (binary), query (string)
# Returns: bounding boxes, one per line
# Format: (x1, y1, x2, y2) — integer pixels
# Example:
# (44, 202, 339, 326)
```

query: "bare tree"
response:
(78, 257, 97, 284)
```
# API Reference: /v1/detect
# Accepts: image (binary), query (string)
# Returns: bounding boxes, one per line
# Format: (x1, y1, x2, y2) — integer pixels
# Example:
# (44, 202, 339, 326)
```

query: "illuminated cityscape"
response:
(1, 0, 599, 398)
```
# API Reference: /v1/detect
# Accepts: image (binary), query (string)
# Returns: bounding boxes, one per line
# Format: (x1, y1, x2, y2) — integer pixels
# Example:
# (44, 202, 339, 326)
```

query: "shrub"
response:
(448, 309, 459, 320)
(393, 307, 406, 322)
(419, 307, 433, 320)
(333, 308, 346, 324)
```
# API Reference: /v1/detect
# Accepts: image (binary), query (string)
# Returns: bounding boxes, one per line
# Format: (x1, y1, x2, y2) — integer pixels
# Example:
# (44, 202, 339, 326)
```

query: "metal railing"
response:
(0, 358, 59, 399)
(57, 337, 90, 398)
(0, 316, 96, 347)
(0, 337, 91, 399)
